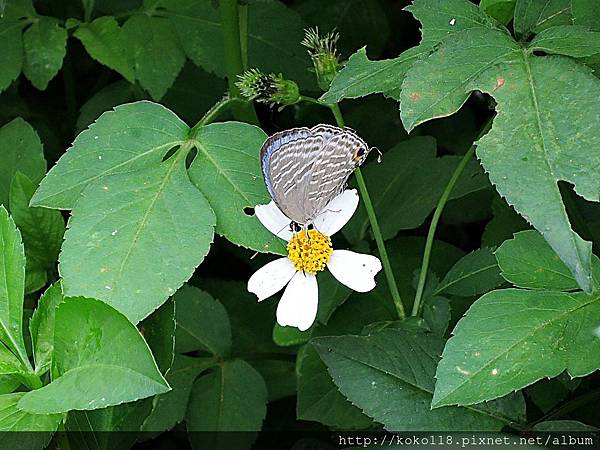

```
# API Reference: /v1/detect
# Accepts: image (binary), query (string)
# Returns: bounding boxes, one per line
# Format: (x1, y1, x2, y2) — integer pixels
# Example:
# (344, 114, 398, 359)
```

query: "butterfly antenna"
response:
(373, 146, 383, 163)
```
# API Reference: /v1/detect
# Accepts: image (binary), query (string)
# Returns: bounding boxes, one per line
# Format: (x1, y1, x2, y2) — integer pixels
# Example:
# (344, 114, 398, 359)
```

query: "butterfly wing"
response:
(304, 128, 370, 221)
(260, 128, 324, 224)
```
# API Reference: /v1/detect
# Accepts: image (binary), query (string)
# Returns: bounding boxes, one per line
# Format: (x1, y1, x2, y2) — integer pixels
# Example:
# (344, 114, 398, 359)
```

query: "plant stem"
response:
(190, 97, 244, 134)
(219, 0, 258, 124)
(411, 117, 494, 317)
(328, 103, 405, 319)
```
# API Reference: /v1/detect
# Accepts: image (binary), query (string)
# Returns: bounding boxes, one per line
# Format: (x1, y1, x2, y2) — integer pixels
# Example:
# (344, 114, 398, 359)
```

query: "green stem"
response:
(190, 97, 244, 134)
(411, 117, 494, 317)
(219, 0, 258, 124)
(82, 0, 94, 22)
(328, 103, 405, 319)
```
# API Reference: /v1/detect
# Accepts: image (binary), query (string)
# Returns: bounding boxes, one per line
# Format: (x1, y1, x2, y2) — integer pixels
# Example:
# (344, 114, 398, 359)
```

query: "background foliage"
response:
(1, 0, 600, 448)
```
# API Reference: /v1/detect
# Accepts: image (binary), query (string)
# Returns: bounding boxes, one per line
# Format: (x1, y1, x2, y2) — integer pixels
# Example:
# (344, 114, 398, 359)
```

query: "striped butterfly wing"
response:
(305, 129, 370, 222)
(261, 128, 324, 225)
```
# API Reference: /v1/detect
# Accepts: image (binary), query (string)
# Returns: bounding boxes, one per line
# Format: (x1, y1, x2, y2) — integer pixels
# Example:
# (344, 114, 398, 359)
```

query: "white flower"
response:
(247, 189, 382, 331)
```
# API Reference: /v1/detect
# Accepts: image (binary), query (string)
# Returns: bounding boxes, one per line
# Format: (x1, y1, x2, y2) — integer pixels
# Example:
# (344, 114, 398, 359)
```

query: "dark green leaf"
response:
(514, 0, 572, 37)
(22, 17, 66, 90)
(0, 19, 23, 93)
(435, 248, 504, 297)
(141, 298, 175, 374)
(122, 14, 185, 100)
(343, 137, 488, 243)
(297, 344, 372, 429)
(313, 329, 517, 430)
(533, 420, 598, 431)
(142, 355, 212, 433)
(9, 172, 65, 288)
(529, 25, 600, 58)
(65, 400, 153, 450)
(174, 284, 231, 357)
(479, 0, 516, 25)
(250, 359, 296, 402)
(0, 118, 45, 207)
(76, 81, 136, 133)
(186, 359, 267, 449)
(433, 289, 600, 407)
(73, 16, 135, 83)
(18, 297, 170, 413)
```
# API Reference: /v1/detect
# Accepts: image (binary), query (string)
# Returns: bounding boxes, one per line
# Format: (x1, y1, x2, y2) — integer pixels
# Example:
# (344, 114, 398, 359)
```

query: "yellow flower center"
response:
(287, 229, 333, 274)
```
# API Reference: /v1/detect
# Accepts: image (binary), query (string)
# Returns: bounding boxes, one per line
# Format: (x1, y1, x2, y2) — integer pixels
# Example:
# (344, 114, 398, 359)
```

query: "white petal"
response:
(313, 189, 359, 236)
(327, 250, 382, 292)
(276, 272, 318, 331)
(248, 257, 296, 301)
(254, 201, 293, 241)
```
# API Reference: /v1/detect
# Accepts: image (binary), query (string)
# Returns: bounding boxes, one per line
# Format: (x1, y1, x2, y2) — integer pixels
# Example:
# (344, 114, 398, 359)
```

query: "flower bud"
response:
(236, 69, 300, 108)
(301, 27, 341, 91)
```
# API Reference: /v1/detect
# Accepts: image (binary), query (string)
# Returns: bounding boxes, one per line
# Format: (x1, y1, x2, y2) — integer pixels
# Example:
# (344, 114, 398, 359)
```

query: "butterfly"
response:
(260, 124, 371, 228)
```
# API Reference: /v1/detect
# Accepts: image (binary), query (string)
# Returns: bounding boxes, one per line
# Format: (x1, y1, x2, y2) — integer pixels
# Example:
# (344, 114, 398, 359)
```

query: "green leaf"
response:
(528, 25, 600, 58)
(435, 248, 504, 297)
(65, 400, 153, 450)
(0, 393, 62, 435)
(400, 28, 519, 131)
(18, 297, 170, 414)
(141, 297, 175, 374)
(320, 46, 427, 103)
(422, 295, 452, 335)
(481, 197, 529, 247)
(514, 0, 572, 37)
(572, 0, 600, 31)
(32, 101, 188, 209)
(343, 137, 489, 243)
(406, 0, 502, 47)
(250, 359, 296, 402)
(29, 283, 63, 375)
(432, 288, 600, 407)
(59, 154, 215, 324)
(9, 172, 65, 284)
(188, 122, 286, 255)
(315, 270, 352, 324)
(313, 329, 518, 431)
(479, 0, 516, 25)
(0, 206, 29, 370)
(296, 345, 372, 429)
(22, 17, 67, 90)
(186, 359, 267, 449)
(76, 81, 136, 133)
(174, 284, 231, 357)
(472, 55, 600, 292)
(0, 341, 24, 376)
(495, 230, 582, 290)
(0, 19, 23, 93)
(161, 62, 227, 125)
(142, 355, 212, 433)
(533, 420, 598, 431)
(122, 14, 185, 100)
(400, 19, 600, 292)
(0, 118, 46, 207)
(73, 16, 135, 83)
(321, 0, 500, 104)
(160, 0, 313, 87)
